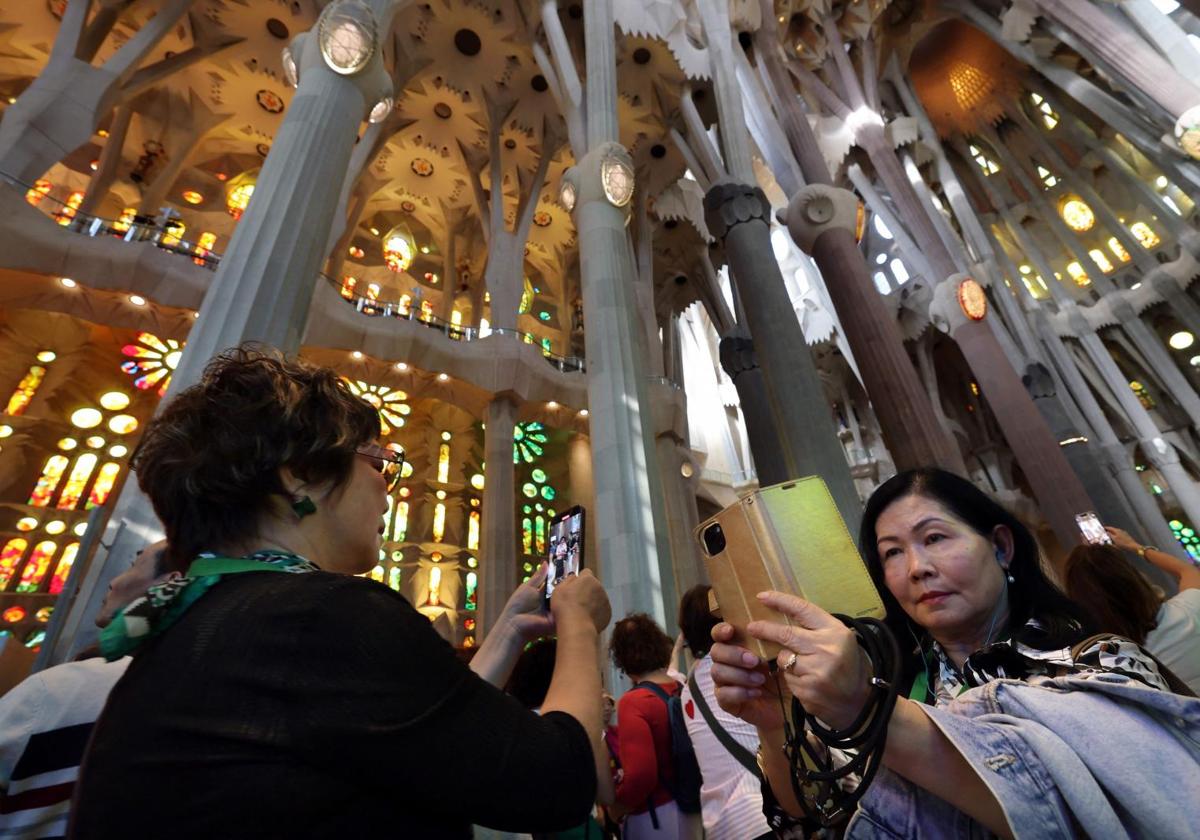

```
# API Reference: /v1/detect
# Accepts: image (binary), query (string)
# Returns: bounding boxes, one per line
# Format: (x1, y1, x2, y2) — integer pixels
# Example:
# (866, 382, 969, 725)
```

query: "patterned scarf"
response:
(100, 550, 320, 661)
(927, 619, 1169, 706)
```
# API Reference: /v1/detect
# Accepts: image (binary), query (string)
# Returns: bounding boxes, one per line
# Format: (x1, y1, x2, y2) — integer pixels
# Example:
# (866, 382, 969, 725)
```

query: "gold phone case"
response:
(695, 476, 885, 661)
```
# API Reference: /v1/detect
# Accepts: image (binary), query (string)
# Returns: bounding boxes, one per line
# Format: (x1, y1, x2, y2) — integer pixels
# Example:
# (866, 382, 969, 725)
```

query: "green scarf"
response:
(100, 550, 320, 661)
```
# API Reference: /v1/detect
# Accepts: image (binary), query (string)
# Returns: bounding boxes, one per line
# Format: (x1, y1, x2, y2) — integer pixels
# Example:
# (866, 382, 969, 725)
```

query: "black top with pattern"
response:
(71, 571, 596, 838)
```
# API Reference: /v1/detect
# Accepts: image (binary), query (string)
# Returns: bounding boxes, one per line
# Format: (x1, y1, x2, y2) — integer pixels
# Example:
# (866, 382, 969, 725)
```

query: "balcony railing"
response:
(2, 171, 586, 374)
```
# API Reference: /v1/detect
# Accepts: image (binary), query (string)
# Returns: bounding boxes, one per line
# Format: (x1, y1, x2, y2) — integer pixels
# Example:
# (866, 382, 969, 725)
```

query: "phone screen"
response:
(1075, 512, 1112, 545)
(546, 506, 585, 607)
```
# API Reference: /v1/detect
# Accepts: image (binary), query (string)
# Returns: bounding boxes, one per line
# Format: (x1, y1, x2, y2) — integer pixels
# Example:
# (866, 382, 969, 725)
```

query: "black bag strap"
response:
(634, 680, 673, 703)
(631, 681, 675, 828)
(688, 672, 762, 780)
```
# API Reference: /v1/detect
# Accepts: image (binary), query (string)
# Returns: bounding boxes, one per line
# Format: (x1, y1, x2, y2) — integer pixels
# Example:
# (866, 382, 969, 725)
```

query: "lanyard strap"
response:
(186, 556, 298, 577)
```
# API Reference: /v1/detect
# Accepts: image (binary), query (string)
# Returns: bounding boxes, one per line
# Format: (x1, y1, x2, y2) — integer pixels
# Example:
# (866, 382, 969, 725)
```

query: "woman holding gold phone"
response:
(710, 468, 1200, 838)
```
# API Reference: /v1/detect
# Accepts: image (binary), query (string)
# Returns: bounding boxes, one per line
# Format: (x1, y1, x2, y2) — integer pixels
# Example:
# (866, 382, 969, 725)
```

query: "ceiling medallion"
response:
(411, 158, 434, 177)
(401, 200, 417, 213)
(256, 143, 271, 157)
(256, 89, 285, 114)
(957, 278, 988, 321)
(533, 210, 552, 227)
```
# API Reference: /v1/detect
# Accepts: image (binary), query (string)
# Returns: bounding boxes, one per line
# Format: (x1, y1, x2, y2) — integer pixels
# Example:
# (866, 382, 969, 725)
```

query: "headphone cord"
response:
(772, 616, 901, 828)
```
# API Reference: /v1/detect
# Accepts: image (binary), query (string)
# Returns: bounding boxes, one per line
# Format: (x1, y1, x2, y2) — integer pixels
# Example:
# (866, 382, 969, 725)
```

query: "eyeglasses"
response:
(357, 444, 405, 493)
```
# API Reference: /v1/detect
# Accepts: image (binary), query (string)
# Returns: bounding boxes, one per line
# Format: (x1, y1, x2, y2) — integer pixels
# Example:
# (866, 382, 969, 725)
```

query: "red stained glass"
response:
(56, 453, 97, 510)
(86, 462, 121, 508)
(5, 365, 46, 415)
(28, 455, 69, 507)
(16, 540, 56, 592)
(49, 542, 79, 595)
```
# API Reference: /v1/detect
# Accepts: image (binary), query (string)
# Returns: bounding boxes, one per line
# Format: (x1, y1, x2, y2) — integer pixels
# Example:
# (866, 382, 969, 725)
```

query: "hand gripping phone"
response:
(695, 476, 885, 661)
(545, 505, 585, 609)
(1075, 512, 1112, 545)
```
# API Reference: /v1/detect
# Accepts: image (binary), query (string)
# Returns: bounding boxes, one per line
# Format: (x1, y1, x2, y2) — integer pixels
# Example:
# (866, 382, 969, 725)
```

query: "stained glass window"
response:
(0, 538, 27, 589)
(1066, 261, 1090, 287)
(1108, 237, 1131, 263)
(1036, 165, 1058, 189)
(388, 566, 402, 591)
(465, 571, 477, 611)
(369, 565, 385, 582)
(541, 337, 553, 357)
(468, 510, 480, 551)
(968, 144, 1000, 176)
(1059, 197, 1095, 232)
(16, 540, 57, 592)
(112, 207, 136, 233)
(535, 515, 546, 555)
(122, 333, 183, 396)
(342, 380, 411, 434)
(428, 565, 442, 606)
(432, 503, 446, 543)
(49, 542, 79, 594)
(25, 179, 51, 206)
(56, 191, 83, 226)
(437, 440, 451, 483)
(57, 453, 98, 510)
(1169, 519, 1200, 562)
(393, 501, 409, 542)
(1130, 381, 1156, 410)
(522, 517, 533, 555)
(28, 455, 69, 507)
(1130, 222, 1161, 250)
(1029, 93, 1059, 130)
(513, 422, 547, 464)
(1088, 249, 1114, 273)
(6, 364, 47, 415)
(87, 462, 121, 508)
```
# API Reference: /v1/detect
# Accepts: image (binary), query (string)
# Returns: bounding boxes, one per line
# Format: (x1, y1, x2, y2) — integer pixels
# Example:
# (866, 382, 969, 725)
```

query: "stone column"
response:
(77, 104, 133, 217)
(479, 395, 519, 639)
(559, 0, 669, 626)
(49, 0, 399, 664)
(566, 432, 599, 587)
(1036, 0, 1200, 124)
(1121, 0, 1200, 78)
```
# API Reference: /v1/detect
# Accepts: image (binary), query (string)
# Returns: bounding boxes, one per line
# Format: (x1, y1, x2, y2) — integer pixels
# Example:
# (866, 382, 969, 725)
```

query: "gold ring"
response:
(784, 652, 799, 673)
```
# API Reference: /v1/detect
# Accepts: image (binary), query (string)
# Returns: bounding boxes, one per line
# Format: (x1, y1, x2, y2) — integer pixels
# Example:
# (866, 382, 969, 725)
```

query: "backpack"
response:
(633, 681, 703, 816)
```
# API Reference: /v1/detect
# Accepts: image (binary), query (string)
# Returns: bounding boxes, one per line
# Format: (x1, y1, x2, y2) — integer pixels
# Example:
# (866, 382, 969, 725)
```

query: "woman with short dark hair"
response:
(608, 613, 694, 839)
(71, 346, 612, 838)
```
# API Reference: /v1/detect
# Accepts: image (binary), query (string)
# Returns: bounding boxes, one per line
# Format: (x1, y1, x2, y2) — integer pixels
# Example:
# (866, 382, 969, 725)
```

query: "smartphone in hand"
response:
(545, 505, 585, 609)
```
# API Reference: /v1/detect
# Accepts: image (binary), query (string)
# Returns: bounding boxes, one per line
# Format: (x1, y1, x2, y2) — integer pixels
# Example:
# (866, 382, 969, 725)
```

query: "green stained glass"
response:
(541, 485, 556, 501)
(522, 483, 537, 498)
(531, 468, 547, 484)
(535, 516, 546, 554)
(513, 422, 547, 464)
(466, 571, 477, 611)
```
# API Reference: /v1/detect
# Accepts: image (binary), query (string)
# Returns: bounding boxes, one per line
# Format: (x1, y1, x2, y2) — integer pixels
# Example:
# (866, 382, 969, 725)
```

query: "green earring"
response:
(292, 496, 317, 518)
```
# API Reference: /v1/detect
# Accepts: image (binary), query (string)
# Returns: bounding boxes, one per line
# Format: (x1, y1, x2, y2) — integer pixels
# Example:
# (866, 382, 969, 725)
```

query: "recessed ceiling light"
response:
(437, 373, 449, 381)
(352, 350, 363, 359)
(579, 409, 589, 417)
(547, 401, 558, 409)
(128, 294, 146, 306)
(60, 277, 76, 288)
(1169, 331, 1195, 350)
(395, 362, 408, 371)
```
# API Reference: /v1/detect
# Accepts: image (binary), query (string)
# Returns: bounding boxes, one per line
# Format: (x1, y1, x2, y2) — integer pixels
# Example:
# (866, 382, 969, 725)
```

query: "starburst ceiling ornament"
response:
(121, 333, 184, 396)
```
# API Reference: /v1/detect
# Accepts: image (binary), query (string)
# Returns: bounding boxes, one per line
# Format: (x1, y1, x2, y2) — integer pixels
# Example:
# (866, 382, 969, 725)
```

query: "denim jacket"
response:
(847, 672, 1200, 839)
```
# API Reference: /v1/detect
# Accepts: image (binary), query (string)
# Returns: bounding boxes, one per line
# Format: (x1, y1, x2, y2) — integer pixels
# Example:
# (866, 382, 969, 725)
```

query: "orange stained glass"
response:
(112, 207, 136, 233)
(428, 565, 442, 607)
(49, 542, 79, 594)
(419, 300, 433, 323)
(25, 179, 51, 206)
(0, 538, 28, 589)
(56, 453, 98, 510)
(87, 462, 121, 508)
(193, 231, 217, 266)
(16, 540, 57, 592)
(398, 294, 412, 315)
(6, 364, 47, 415)
(56, 191, 83, 226)
(468, 510, 480, 551)
(522, 517, 533, 555)
(28, 455, 70, 507)
(340, 276, 357, 300)
(437, 442, 451, 483)
(432, 503, 446, 543)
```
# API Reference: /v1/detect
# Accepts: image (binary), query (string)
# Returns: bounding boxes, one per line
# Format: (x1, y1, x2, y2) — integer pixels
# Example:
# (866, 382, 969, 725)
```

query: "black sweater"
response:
(70, 571, 596, 837)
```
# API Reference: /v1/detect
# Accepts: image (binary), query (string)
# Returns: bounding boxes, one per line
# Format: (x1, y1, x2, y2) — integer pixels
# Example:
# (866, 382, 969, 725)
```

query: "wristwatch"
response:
(1137, 545, 1157, 559)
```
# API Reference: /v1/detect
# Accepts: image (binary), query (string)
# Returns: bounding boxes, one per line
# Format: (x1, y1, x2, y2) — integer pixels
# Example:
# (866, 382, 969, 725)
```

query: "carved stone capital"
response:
(778, 184, 859, 255)
(718, 330, 760, 379)
(703, 182, 771, 242)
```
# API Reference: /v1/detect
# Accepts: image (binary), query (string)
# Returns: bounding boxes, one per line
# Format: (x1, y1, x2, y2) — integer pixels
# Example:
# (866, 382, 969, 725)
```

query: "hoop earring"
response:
(292, 496, 317, 518)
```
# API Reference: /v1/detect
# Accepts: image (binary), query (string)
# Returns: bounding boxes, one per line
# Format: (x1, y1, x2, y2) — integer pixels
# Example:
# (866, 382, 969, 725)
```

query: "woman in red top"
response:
(608, 614, 697, 839)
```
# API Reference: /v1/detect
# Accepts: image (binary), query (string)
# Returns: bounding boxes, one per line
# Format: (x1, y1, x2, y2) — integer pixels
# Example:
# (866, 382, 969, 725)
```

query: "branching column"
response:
(50, 0, 399, 663)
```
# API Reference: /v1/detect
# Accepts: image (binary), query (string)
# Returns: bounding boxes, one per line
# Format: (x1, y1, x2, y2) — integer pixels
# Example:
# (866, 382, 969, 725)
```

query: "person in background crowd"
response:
(69, 346, 612, 838)
(608, 613, 695, 840)
(0, 540, 171, 839)
(711, 468, 1200, 837)
(676, 585, 775, 840)
(1064, 525, 1200, 693)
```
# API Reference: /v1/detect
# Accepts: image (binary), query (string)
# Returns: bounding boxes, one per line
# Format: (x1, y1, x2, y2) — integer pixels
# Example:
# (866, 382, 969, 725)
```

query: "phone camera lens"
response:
(701, 523, 726, 556)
